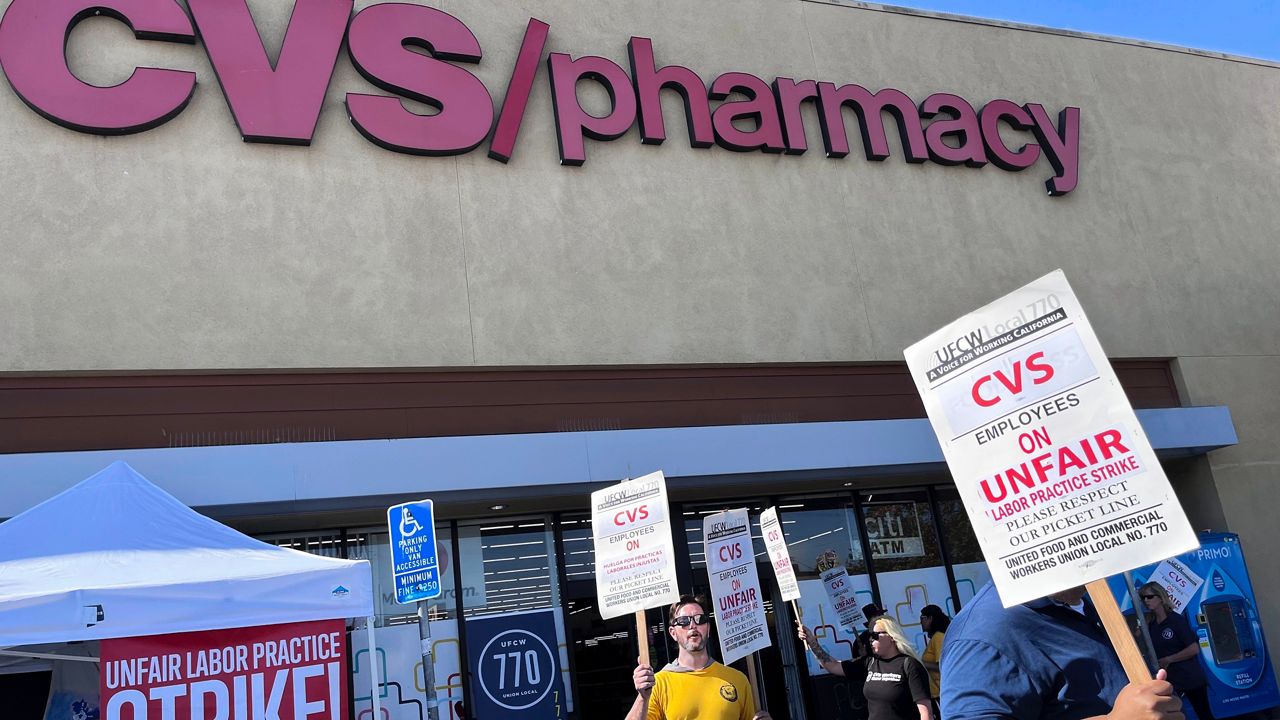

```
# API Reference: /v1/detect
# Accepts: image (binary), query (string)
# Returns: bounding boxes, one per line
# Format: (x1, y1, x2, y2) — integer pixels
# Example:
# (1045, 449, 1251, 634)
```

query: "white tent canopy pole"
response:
(368, 618, 382, 719)
(0, 649, 98, 663)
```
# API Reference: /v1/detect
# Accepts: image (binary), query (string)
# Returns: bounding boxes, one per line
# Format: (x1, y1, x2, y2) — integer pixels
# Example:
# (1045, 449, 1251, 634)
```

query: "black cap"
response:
(862, 603, 885, 617)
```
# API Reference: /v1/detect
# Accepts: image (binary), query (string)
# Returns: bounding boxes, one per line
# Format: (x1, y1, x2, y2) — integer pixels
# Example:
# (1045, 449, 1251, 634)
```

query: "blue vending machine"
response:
(1109, 532, 1279, 718)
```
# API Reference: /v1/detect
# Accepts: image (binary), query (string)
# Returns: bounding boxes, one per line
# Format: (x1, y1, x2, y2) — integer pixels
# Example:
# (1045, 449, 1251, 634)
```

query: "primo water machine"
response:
(1110, 532, 1279, 718)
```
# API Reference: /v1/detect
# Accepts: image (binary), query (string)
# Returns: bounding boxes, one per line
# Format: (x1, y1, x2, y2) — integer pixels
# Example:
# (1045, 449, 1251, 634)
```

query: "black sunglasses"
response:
(1141, 594, 1158, 600)
(870, 631, 891, 639)
(672, 614, 710, 627)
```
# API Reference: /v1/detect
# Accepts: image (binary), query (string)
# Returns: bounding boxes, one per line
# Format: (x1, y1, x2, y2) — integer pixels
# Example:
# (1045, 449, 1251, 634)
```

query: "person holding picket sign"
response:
(941, 583, 1186, 720)
(627, 594, 772, 720)
(800, 615, 933, 720)
(1140, 582, 1214, 720)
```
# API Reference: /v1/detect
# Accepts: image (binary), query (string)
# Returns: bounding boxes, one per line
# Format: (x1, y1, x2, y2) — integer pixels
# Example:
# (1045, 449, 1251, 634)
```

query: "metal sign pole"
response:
(1123, 570, 1159, 674)
(418, 600, 439, 720)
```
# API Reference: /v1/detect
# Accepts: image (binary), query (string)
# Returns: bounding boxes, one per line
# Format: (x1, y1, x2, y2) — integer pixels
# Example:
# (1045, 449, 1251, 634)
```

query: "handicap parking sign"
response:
(387, 500, 441, 604)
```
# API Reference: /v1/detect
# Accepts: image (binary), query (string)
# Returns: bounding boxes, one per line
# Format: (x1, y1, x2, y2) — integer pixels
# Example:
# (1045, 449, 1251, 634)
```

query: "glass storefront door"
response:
(859, 489, 950, 655)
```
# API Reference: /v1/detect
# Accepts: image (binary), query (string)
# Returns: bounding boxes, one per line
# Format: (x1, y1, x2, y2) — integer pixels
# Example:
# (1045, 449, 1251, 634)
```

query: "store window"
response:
(935, 486, 992, 609)
(461, 518, 556, 616)
(264, 531, 347, 558)
(860, 489, 949, 654)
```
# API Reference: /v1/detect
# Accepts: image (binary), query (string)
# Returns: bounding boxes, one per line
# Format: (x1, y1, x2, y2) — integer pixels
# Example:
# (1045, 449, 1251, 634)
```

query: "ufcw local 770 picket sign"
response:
(904, 270, 1198, 607)
(815, 550, 866, 634)
(100, 619, 348, 720)
(590, 470, 681, 620)
(759, 507, 801, 602)
(704, 509, 771, 666)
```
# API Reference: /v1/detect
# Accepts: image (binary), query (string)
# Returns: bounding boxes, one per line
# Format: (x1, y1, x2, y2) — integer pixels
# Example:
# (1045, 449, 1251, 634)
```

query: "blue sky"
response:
(884, 1, 1279, 62)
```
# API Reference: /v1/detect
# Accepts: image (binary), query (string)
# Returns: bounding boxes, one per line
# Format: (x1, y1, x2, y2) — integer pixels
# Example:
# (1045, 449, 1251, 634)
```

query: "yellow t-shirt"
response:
(646, 662, 756, 720)
(922, 631, 945, 698)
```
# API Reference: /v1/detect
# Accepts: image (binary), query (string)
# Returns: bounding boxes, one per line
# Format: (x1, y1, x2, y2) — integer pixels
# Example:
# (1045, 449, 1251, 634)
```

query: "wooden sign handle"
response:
(1086, 579, 1151, 682)
(636, 609, 650, 667)
(745, 652, 765, 711)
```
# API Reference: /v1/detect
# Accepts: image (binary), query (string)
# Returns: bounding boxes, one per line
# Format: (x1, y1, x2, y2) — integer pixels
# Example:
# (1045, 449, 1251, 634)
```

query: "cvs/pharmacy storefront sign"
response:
(0, 0, 1080, 195)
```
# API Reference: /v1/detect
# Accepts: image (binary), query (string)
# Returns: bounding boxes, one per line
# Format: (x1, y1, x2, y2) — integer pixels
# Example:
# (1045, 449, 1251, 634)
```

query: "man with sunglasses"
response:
(626, 594, 773, 720)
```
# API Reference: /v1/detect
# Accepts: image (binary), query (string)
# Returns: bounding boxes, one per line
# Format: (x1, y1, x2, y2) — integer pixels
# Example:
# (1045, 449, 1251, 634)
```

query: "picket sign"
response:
(590, 471, 682, 669)
(904, 270, 1199, 681)
(760, 507, 806, 625)
(704, 508, 770, 707)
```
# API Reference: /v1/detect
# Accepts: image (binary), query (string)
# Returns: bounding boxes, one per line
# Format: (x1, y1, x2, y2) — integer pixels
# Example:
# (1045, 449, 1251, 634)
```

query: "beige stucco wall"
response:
(1176, 356, 1280, 671)
(1, 0, 1278, 667)
(3, 0, 1277, 371)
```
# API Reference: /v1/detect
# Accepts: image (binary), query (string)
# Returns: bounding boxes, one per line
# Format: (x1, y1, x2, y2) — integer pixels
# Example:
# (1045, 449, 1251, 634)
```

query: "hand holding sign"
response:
(1108, 668, 1182, 719)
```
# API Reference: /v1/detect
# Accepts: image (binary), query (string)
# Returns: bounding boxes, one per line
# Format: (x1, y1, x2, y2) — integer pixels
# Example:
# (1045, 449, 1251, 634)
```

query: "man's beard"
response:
(679, 633, 707, 652)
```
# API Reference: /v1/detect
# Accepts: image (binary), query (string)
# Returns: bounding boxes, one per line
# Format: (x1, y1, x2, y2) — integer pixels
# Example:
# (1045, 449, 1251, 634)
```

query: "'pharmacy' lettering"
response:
(0, 1, 1081, 195)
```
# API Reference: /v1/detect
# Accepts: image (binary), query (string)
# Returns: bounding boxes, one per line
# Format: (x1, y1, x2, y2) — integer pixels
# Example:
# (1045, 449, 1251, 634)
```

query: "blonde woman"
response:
(800, 615, 932, 720)
(1140, 582, 1213, 720)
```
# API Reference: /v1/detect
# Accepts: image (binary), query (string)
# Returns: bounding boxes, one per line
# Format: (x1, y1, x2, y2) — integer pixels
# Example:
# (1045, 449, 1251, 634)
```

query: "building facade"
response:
(0, 0, 1276, 717)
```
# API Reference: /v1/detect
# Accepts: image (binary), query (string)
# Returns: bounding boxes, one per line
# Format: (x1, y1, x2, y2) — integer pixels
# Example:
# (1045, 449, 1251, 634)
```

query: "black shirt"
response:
(1149, 611, 1206, 692)
(841, 653, 932, 720)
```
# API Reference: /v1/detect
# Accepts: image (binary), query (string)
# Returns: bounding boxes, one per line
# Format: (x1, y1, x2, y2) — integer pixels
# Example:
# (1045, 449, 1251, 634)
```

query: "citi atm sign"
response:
(0, 0, 1082, 195)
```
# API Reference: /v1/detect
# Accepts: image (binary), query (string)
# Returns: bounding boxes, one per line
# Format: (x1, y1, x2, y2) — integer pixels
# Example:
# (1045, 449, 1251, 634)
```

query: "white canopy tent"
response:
(0, 461, 382, 714)
(0, 460, 374, 647)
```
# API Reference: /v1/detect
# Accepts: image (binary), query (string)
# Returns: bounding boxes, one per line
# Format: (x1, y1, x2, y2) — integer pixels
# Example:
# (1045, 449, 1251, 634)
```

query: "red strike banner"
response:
(100, 618, 349, 720)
